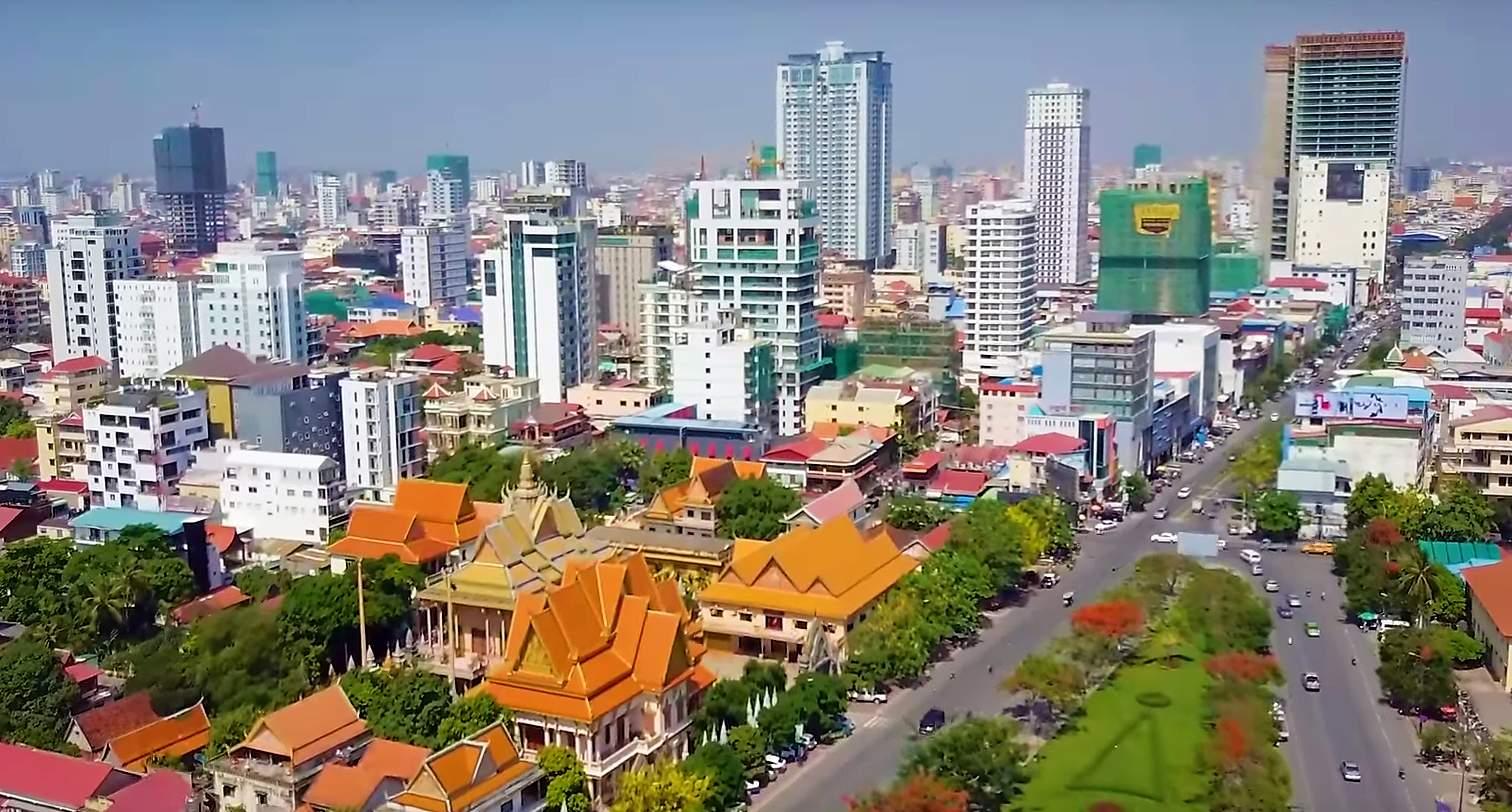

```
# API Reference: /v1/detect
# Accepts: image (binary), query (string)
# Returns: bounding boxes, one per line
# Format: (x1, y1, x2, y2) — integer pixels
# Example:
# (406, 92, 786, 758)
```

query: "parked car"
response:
(764, 753, 786, 772)
(849, 689, 888, 704)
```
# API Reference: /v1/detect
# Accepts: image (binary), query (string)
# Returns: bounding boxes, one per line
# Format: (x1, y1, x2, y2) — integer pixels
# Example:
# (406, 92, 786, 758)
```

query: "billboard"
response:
(1325, 163, 1366, 201)
(1294, 390, 1410, 420)
(1133, 202, 1181, 236)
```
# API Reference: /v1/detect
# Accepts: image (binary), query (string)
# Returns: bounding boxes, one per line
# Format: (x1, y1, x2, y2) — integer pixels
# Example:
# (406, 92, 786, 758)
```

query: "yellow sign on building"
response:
(1134, 203, 1181, 236)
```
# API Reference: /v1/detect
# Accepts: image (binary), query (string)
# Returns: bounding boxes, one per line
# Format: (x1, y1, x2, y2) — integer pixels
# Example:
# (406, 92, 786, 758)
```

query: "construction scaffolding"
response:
(856, 315, 957, 371)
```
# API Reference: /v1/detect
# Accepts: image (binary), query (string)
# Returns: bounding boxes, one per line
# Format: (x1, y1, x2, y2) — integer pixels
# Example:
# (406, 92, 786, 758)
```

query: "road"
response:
(753, 409, 1281, 811)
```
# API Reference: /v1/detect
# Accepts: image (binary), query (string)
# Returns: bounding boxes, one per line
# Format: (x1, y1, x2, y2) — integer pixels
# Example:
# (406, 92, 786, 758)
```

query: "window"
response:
(738, 611, 754, 622)
(255, 791, 269, 806)
(222, 785, 235, 798)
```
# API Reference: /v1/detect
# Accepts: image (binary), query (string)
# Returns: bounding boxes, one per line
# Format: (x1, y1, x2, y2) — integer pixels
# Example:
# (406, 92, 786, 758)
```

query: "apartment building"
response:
(45, 213, 146, 367)
(220, 448, 347, 543)
(114, 277, 200, 379)
(197, 240, 308, 364)
(0, 274, 43, 346)
(84, 387, 210, 511)
(340, 368, 423, 494)
(1401, 252, 1471, 352)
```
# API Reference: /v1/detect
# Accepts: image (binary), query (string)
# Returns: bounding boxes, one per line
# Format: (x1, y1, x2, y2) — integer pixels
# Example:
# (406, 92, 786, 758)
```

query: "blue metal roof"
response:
(73, 507, 201, 534)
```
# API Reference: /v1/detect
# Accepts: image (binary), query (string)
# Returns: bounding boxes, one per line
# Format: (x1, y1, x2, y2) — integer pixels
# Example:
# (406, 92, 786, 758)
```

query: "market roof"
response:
(1419, 540, 1502, 572)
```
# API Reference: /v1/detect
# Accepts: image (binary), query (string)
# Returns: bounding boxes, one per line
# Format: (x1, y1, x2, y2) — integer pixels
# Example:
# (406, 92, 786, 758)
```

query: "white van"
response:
(1191, 499, 1204, 514)
(1239, 549, 1262, 565)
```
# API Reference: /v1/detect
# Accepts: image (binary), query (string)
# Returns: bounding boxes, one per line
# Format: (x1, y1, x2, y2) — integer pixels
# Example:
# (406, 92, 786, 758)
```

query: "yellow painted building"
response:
(803, 378, 928, 435)
(34, 356, 109, 480)
(1439, 406, 1512, 498)
(164, 345, 264, 440)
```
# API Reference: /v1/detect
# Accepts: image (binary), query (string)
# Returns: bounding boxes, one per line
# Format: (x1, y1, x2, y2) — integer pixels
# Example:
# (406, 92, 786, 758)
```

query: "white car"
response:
(1150, 532, 1178, 544)
(1263, 580, 1280, 592)
(1251, 563, 1264, 576)
(848, 690, 887, 704)
(1176, 486, 1193, 499)
(1095, 520, 1119, 534)
(1303, 672, 1321, 692)
(764, 753, 786, 772)
(1287, 594, 1302, 608)
(1270, 413, 1280, 422)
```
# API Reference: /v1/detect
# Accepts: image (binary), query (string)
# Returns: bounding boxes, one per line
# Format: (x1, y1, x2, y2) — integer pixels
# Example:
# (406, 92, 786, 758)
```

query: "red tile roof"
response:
(104, 770, 192, 812)
(763, 435, 830, 463)
(902, 450, 945, 474)
(1010, 432, 1087, 455)
(797, 480, 865, 524)
(980, 378, 1040, 395)
(405, 344, 456, 362)
(72, 692, 161, 752)
(1428, 383, 1475, 400)
(816, 313, 848, 329)
(205, 523, 241, 554)
(919, 524, 951, 552)
(931, 469, 988, 497)
(1267, 277, 1329, 291)
(0, 438, 36, 473)
(64, 661, 102, 684)
(1464, 558, 1512, 637)
(43, 355, 108, 379)
(948, 445, 1015, 468)
(0, 741, 119, 808)
(170, 585, 250, 624)
(1451, 404, 1512, 428)
(1466, 307, 1502, 321)
(0, 507, 23, 536)
(37, 478, 89, 494)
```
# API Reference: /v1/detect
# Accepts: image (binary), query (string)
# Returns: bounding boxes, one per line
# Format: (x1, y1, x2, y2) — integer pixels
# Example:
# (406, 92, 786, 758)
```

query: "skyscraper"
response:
(1024, 82, 1091, 286)
(255, 151, 279, 197)
(961, 199, 1038, 383)
(315, 174, 347, 228)
(152, 123, 228, 254)
(545, 159, 588, 189)
(45, 213, 146, 366)
(425, 154, 470, 222)
(777, 41, 892, 262)
(1255, 31, 1406, 262)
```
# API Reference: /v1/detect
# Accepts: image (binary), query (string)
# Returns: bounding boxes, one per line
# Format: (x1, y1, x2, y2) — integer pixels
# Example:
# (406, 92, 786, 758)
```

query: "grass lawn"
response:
(1015, 657, 1211, 812)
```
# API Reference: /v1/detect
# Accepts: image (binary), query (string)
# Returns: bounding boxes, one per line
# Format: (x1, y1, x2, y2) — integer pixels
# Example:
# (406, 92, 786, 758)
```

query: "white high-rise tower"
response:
(1024, 82, 1090, 286)
(777, 41, 892, 262)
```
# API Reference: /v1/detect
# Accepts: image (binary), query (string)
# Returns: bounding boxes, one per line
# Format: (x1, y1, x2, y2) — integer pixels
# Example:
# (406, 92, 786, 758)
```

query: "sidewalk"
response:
(1458, 668, 1512, 731)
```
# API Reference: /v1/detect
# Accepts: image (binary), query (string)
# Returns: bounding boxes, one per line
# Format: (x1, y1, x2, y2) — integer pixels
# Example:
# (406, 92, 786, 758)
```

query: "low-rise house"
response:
(565, 380, 667, 424)
(697, 516, 920, 669)
(422, 373, 540, 460)
(169, 585, 252, 625)
(803, 377, 936, 436)
(327, 479, 486, 574)
(220, 447, 348, 543)
(67, 692, 161, 757)
(396, 344, 466, 379)
(784, 478, 867, 529)
(207, 685, 372, 811)
(71, 507, 228, 592)
(761, 424, 897, 494)
(478, 554, 714, 806)
(1003, 433, 1087, 494)
(299, 737, 429, 812)
(923, 468, 988, 506)
(641, 456, 766, 537)
(1464, 559, 1512, 691)
(0, 741, 191, 812)
(101, 702, 211, 773)
(508, 403, 593, 449)
(386, 724, 546, 812)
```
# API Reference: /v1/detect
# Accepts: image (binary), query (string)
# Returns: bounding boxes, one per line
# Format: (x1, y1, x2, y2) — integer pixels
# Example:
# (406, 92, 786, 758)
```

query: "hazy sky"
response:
(4, 1, 1506, 180)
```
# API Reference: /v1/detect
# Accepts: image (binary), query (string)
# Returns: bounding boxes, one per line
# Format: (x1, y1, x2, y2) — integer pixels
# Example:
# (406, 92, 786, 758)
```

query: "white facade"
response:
(777, 41, 892, 262)
(962, 200, 1039, 384)
(1401, 252, 1471, 352)
(399, 224, 468, 308)
(671, 315, 773, 430)
(1273, 261, 1359, 310)
(1024, 82, 1091, 285)
(46, 213, 146, 367)
(340, 368, 424, 493)
(9, 241, 46, 280)
(480, 216, 597, 403)
(197, 241, 308, 364)
(638, 263, 696, 388)
(894, 222, 947, 284)
(1292, 158, 1390, 284)
(520, 161, 546, 187)
(84, 388, 209, 511)
(1148, 322, 1222, 420)
(315, 174, 347, 228)
(220, 448, 347, 543)
(545, 159, 588, 189)
(686, 175, 821, 435)
(425, 170, 466, 223)
(115, 278, 200, 379)
(370, 184, 419, 230)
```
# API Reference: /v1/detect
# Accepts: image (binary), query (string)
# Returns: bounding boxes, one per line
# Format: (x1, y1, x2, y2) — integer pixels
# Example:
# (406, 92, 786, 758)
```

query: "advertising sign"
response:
(1294, 390, 1350, 418)
(1133, 203, 1181, 236)
(1294, 390, 1411, 420)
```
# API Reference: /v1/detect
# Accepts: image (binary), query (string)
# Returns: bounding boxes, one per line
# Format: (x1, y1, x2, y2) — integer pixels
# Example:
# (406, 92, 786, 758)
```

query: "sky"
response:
(4, 0, 1507, 180)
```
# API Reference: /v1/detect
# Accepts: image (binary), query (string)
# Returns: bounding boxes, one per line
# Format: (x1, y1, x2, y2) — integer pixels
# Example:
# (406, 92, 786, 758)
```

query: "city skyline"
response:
(5, 2, 1508, 179)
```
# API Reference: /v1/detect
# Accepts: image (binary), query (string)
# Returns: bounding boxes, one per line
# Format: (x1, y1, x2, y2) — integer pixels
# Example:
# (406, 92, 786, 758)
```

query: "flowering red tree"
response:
(1204, 652, 1281, 684)
(1366, 517, 1404, 547)
(1213, 715, 1251, 771)
(1071, 599, 1146, 640)
(847, 774, 969, 812)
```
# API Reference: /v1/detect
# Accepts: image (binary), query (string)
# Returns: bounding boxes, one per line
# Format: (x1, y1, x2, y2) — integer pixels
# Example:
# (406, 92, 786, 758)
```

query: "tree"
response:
(1003, 653, 1085, 716)
(1016, 496, 1076, 556)
(1418, 722, 1456, 764)
(1479, 732, 1512, 807)
(539, 443, 638, 516)
(715, 477, 801, 540)
(0, 536, 73, 626)
(1377, 628, 1456, 712)
(1422, 476, 1495, 542)
(207, 704, 262, 759)
(1427, 564, 1468, 626)
(428, 443, 524, 502)
(1204, 652, 1280, 684)
(847, 773, 969, 812)
(356, 555, 425, 660)
(0, 637, 79, 751)
(538, 745, 592, 812)
(726, 725, 767, 777)
(233, 567, 293, 602)
(684, 743, 746, 812)
(1176, 569, 1273, 654)
(1347, 474, 1396, 531)
(341, 668, 453, 747)
(638, 448, 693, 497)
(886, 495, 949, 532)
(1070, 600, 1145, 641)
(899, 717, 1026, 809)
(741, 659, 788, 696)
(1122, 473, 1153, 511)
(611, 760, 711, 812)
(434, 694, 513, 748)
(277, 571, 358, 677)
(1394, 556, 1442, 627)
(947, 499, 1028, 590)
(1364, 517, 1404, 548)
(5, 420, 36, 440)
(1252, 490, 1302, 542)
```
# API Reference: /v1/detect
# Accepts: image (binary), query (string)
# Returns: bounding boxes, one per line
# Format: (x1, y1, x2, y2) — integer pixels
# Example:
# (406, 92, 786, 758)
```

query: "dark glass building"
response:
(152, 124, 228, 254)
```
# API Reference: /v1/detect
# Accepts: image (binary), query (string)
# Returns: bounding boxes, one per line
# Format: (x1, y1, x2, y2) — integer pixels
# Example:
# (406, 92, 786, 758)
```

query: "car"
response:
(1277, 605, 1295, 619)
(849, 689, 887, 704)
(1305, 622, 1321, 638)
(918, 707, 946, 735)
(1264, 580, 1280, 592)
(1303, 672, 1321, 692)
(1270, 413, 1280, 422)
(1176, 486, 1193, 499)
(799, 732, 817, 750)
(1152, 507, 1168, 520)
(1150, 532, 1178, 544)
(1287, 594, 1302, 608)
(764, 753, 786, 772)
(1250, 563, 1264, 576)
(1228, 453, 1238, 462)
(1095, 520, 1118, 534)
(1340, 761, 1362, 782)
(745, 778, 762, 794)
(1239, 549, 1262, 565)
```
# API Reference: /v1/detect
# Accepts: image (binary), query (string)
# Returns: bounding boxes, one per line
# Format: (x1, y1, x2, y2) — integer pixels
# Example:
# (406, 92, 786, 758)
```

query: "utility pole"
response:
(356, 558, 369, 670)
(445, 551, 459, 697)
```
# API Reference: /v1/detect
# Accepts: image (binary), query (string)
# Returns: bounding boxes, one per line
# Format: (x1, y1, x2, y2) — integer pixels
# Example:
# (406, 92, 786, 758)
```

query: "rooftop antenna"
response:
(190, 103, 201, 126)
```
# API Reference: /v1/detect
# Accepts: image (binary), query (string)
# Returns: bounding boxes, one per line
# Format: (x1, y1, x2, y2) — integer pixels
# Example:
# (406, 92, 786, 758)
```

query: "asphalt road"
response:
(752, 408, 1283, 811)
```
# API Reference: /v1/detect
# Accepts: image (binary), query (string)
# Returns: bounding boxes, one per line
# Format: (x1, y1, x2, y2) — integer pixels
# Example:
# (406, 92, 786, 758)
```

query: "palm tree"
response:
(77, 578, 128, 644)
(1395, 556, 1441, 628)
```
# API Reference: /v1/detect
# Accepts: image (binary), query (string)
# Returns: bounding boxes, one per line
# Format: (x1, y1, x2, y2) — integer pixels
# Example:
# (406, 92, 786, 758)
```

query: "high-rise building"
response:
(472, 175, 503, 203)
(1292, 157, 1390, 298)
(1095, 178, 1213, 318)
(115, 278, 200, 378)
(255, 151, 279, 198)
(519, 161, 546, 187)
(46, 213, 146, 366)
(8, 241, 46, 280)
(1401, 252, 1470, 352)
(638, 262, 697, 388)
(370, 184, 419, 230)
(685, 150, 821, 435)
(479, 215, 598, 402)
(152, 123, 228, 254)
(911, 166, 936, 222)
(1024, 82, 1091, 285)
(399, 224, 469, 308)
(1133, 144, 1163, 171)
(231, 366, 347, 464)
(545, 159, 588, 189)
(340, 368, 424, 494)
(596, 225, 673, 341)
(196, 241, 308, 364)
(777, 41, 892, 262)
(84, 387, 210, 510)
(0, 275, 43, 346)
(671, 313, 776, 433)
(1039, 311, 1155, 473)
(893, 222, 947, 284)
(1405, 166, 1432, 194)
(109, 174, 137, 213)
(1255, 32, 1406, 261)
(314, 174, 347, 228)
(424, 154, 470, 222)
(961, 199, 1038, 383)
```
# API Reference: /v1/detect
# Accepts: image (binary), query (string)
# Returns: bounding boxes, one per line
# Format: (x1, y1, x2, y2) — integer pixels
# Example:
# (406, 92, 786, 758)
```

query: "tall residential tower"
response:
(777, 41, 892, 263)
(152, 123, 228, 254)
(1024, 82, 1091, 285)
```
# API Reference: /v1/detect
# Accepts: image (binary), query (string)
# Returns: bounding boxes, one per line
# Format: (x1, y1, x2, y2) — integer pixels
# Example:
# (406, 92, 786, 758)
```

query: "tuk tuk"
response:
(1062, 591, 1075, 607)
